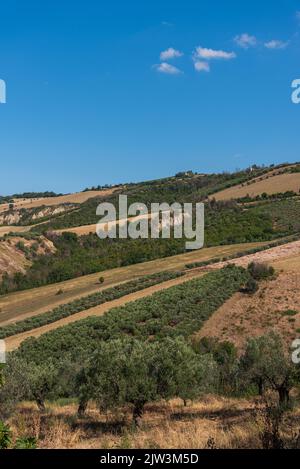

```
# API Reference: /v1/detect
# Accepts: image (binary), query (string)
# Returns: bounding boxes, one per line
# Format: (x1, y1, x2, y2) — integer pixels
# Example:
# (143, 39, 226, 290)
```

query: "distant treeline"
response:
(0, 191, 62, 205)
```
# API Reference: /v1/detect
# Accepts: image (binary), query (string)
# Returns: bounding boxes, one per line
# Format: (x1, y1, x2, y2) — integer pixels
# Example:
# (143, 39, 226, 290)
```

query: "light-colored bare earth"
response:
(196, 270, 300, 350)
(0, 242, 265, 327)
(5, 271, 203, 351)
(212, 171, 300, 201)
(0, 236, 55, 279)
(56, 212, 157, 236)
(0, 188, 117, 214)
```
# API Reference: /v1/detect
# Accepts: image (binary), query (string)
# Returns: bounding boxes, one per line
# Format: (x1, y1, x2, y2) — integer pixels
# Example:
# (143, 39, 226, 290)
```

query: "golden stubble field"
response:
(0, 188, 117, 214)
(212, 171, 300, 201)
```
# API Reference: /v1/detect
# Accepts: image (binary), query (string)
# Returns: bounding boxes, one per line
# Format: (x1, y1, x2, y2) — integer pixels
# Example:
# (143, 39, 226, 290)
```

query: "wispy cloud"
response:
(296, 11, 300, 22)
(264, 39, 289, 50)
(160, 47, 183, 61)
(193, 46, 236, 60)
(194, 61, 210, 72)
(234, 33, 257, 49)
(154, 62, 182, 74)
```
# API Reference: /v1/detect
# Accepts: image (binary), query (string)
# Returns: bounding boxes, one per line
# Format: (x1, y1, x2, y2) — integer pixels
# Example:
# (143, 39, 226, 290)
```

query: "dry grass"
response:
(10, 396, 300, 449)
(0, 226, 33, 236)
(9, 396, 265, 449)
(0, 236, 55, 280)
(196, 270, 300, 351)
(212, 171, 300, 201)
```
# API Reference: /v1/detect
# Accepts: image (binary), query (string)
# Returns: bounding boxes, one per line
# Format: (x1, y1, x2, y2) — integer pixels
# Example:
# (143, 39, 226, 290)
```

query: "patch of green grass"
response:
(281, 309, 298, 317)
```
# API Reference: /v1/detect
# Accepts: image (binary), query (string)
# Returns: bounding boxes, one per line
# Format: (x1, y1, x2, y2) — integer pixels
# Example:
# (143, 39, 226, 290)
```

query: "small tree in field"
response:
(80, 338, 157, 425)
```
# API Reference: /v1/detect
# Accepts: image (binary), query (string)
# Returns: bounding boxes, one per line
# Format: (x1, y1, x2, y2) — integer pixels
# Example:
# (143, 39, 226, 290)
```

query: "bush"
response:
(243, 277, 259, 294)
(248, 262, 275, 280)
(0, 421, 11, 449)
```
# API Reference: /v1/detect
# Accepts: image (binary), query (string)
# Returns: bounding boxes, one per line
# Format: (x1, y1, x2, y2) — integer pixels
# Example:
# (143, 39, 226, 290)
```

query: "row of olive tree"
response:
(0, 332, 299, 425)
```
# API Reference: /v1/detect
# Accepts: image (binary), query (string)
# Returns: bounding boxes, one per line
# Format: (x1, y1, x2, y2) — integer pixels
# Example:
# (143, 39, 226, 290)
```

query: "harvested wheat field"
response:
(8, 395, 300, 449)
(0, 188, 118, 213)
(0, 241, 265, 327)
(0, 225, 32, 236)
(212, 171, 300, 201)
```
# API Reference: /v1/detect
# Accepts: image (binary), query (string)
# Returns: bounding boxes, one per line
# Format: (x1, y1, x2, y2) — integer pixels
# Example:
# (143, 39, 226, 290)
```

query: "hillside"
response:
(1, 164, 300, 295)
(211, 165, 300, 201)
(0, 241, 265, 327)
(0, 235, 55, 279)
(1, 163, 300, 452)
(0, 189, 117, 214)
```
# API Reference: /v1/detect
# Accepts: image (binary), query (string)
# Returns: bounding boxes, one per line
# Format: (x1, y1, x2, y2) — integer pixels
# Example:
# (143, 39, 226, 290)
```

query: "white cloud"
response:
(234, 33, 257, 48)
(160, 47, 183, 61)
(193, 46, 236, 60)
(296, 11, 300, 21)
(264, 39, 289, 49)
(155, 62, 182, 74)
(194, 61, 210, 72)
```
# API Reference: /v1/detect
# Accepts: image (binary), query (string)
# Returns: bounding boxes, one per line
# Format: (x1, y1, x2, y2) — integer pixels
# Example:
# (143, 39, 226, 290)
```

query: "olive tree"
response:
(239, 332, 299, 406)
(76, 336, 217, 425)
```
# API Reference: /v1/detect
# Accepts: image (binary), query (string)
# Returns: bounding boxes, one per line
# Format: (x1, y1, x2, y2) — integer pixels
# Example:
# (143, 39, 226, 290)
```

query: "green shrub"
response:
(248, 262, 275, 280)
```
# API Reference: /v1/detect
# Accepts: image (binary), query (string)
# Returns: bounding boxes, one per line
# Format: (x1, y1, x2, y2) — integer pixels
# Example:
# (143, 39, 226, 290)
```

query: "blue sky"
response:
(1, 0, 300, 194)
